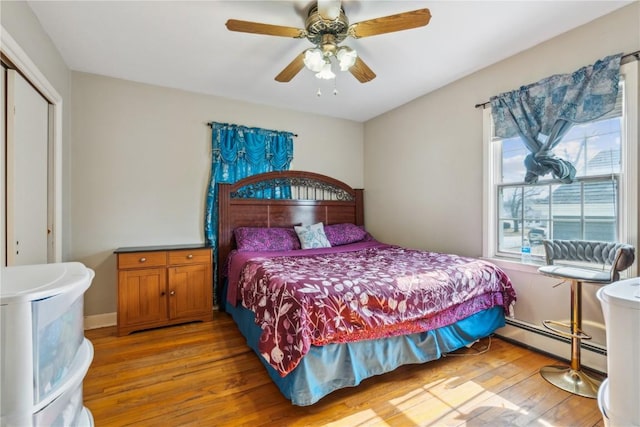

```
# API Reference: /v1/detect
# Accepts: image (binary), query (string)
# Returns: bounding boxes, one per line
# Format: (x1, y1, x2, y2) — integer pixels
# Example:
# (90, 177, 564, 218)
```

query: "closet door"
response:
(6, 69, 50, 265)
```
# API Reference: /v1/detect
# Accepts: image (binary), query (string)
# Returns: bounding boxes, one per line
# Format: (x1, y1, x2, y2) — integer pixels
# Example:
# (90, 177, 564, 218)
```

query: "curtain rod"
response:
(474, 50, 640, 109)
(206, 121, 298, 137)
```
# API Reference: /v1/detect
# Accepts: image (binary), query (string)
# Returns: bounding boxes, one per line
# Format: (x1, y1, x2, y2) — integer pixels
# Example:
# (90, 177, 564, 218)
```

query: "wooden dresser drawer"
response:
(168, 248, 211, 266)
(118, 251, 167, 269)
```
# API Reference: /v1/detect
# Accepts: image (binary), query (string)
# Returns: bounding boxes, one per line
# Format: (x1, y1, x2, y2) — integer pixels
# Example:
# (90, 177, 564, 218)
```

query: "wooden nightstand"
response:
(115, 244, 213, 336)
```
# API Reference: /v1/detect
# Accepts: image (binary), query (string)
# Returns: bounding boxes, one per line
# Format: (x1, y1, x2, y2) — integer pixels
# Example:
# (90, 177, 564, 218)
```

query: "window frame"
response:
(483, 60, 638, 276)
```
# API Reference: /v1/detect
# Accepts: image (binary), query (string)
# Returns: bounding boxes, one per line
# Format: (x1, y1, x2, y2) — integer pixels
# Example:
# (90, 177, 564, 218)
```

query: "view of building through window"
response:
(495, 90, 623, 258)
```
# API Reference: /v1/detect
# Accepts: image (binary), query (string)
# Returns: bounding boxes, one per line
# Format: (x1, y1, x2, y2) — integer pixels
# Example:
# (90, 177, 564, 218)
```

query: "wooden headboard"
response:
(217, 170, 364, 302)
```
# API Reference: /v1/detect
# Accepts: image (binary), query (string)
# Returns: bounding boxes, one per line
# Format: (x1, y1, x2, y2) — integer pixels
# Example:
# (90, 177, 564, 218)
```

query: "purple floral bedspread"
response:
(235, 244, 516, 377)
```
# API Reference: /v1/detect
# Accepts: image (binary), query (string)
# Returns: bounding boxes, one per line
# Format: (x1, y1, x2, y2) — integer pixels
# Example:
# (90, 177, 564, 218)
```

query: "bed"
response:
(217, 170, 516, 406)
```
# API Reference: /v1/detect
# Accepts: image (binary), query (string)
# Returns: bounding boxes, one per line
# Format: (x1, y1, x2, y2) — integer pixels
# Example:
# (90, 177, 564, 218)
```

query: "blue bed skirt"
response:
(225, 296, 505, 406)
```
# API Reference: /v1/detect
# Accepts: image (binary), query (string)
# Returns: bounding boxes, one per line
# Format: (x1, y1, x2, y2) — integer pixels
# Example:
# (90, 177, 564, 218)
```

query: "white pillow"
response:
(294, 222, 331, 249)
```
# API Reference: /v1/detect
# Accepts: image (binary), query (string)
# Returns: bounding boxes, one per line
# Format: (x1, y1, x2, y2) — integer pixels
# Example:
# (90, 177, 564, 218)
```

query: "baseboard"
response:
(496, 318, 607, 374)
(84, 312, 117, 330)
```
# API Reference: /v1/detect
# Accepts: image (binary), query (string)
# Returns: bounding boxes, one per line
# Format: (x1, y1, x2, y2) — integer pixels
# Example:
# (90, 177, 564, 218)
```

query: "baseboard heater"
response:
(499, 318, 607, 357)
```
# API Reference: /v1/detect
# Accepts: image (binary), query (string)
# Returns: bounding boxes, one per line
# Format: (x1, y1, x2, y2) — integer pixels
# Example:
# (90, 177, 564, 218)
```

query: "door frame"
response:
(1, 26, 62, 263)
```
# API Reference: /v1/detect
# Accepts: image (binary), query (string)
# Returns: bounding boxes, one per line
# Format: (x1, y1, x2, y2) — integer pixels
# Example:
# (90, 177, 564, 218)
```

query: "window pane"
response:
(498, 187, 520, 220)
(523, 186, 549, 223)
(550, 117, 622, 178)
(551, 182, 580, 216)
(498, 187, 522, 255)
(551, 182, 581, 239)
(500, 137, 528, 184)
(497, 177, 619, 256)
(584, 181, 617, 217)
(585, 180, 618, 241)
(552, 220, 581, 240)
(523, 186, 549, 255)
(585, 221, 617, 241)
(527, 220, 548, 256)
(499, 116, 622, 185)
(498, 186, 548, 256)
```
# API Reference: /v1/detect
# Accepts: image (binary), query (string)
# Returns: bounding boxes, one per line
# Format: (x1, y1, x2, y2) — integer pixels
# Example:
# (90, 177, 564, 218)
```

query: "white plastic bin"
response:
(1, 262, 95, 427)
(34, 289, 86, 402)
(33, 339, 93, 426)
(597, 276, 640, 426)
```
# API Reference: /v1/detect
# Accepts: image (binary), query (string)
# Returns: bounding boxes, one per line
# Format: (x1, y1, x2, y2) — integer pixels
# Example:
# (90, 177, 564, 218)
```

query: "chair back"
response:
(542, 239, 635, 282)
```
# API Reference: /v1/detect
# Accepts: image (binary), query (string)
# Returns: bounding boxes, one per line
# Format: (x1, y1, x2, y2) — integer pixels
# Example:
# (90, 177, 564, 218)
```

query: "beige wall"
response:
(364, 3, 639, 256)
(70, 72, 364, 316)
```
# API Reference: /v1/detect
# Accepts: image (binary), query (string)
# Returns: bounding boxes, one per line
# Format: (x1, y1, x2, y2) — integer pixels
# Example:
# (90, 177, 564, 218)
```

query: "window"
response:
(483, 61, 638, 266)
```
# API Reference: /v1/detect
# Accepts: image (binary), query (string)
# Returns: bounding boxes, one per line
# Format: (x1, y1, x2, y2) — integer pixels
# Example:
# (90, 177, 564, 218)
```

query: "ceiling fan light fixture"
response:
(303, 48, 325, 72)
(315, 61, 336, 80)
(317, 0, 342, 20)
(336, 46, 357, 71)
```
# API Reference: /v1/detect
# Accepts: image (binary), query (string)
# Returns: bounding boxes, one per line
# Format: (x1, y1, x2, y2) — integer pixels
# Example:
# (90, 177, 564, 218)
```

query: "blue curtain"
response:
(490, 54, 622, 184)
(204, 123, 294, 248)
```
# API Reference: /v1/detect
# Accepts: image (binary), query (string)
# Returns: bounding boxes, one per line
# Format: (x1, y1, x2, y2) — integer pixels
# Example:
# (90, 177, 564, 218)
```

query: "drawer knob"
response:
(187, 254, 193, 259)
(139, 257, 147, 263)
(170, 290, 175, 296)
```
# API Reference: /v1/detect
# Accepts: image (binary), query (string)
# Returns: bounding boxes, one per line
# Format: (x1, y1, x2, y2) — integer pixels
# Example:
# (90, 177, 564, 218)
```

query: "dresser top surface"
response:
(114, 244, 211, 254)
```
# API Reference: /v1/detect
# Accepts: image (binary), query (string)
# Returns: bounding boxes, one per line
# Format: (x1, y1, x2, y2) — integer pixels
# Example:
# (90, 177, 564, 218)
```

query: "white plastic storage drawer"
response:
(33, 372, 84, 426)
(32, 338, 93, 427)
(34, 290, 85, 403)
(1, 262, 95, 427)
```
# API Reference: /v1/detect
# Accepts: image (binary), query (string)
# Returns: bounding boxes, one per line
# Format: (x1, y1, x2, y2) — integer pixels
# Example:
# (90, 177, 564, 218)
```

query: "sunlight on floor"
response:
(325, 409, 388, 427)
(324, 375, 536, 426)
(534, 418, 557, 427)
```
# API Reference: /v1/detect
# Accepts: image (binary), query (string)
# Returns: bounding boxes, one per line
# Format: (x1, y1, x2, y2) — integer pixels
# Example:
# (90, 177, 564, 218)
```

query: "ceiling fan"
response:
(225, 1, 431, 83)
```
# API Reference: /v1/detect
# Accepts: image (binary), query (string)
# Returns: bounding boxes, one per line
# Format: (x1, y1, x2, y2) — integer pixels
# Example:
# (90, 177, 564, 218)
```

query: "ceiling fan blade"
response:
(349, 57, 376, 83)
(226, 19, 305, 38)
(275, 52, 306, 82)
(349, 8, 431, 38)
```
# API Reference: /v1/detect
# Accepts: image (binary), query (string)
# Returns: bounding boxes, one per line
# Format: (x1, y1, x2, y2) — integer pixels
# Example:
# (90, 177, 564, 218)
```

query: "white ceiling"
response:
(27, 0, 632, 122)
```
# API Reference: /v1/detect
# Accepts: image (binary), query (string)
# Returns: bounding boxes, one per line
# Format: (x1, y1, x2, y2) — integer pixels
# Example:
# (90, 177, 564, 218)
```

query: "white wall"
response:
(70, 72, 364, 317)
(364, 3, 640, 369)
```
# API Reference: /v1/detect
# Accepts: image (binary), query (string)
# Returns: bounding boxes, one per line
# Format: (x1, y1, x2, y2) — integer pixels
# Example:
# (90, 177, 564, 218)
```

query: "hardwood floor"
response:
(84, 312, 604, 426)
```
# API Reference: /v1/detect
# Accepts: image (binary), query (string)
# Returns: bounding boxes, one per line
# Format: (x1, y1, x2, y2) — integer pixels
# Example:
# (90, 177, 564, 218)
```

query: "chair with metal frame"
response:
(538, 239, 635, 398)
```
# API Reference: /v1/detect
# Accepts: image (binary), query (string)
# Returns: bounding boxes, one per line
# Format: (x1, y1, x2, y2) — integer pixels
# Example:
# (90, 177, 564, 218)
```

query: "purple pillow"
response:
(323, 223, 369, 246)
(234, 227, 301, 252)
